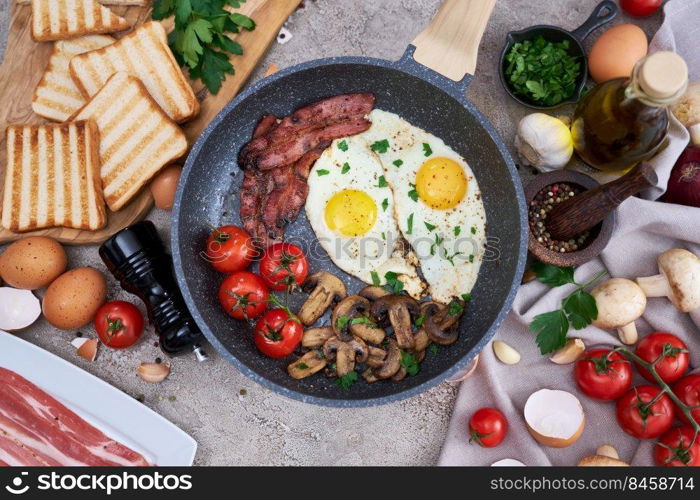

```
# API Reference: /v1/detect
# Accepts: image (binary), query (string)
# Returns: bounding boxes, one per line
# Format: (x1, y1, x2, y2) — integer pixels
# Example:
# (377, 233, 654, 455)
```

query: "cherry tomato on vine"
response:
(673, 374, 700, 424)
(93, 301, 144, 349)
(254, 308, 303, 358)
(259, 243, 308, 291)
(574, 349, 633, 401)
(620, 0, 662, 17)
(635, 332, 689, 384)
(205, 225, 256, 273)
(655, 426, 700, 467)
(218, 271, 269, 320)
(469, 407, 508, 447)
(616, 385, 674, 439)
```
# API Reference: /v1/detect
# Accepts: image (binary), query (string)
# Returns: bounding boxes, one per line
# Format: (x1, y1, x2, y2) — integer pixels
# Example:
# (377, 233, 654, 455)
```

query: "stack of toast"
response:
(2, 0, 197, 233)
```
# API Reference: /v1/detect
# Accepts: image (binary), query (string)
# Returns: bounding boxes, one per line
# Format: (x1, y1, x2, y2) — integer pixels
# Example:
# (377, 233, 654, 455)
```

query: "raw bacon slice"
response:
(0, 367, 150, 466)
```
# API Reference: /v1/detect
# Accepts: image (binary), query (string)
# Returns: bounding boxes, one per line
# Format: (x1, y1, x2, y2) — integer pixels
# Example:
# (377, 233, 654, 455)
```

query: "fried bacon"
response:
(238, 94, 376, 247)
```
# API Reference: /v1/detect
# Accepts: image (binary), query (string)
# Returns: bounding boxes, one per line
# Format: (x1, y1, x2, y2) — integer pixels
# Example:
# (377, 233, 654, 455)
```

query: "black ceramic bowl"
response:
(499, 0, 618, 109)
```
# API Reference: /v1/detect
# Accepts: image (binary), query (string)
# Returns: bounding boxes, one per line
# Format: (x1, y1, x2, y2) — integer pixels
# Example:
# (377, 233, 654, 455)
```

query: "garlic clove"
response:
(137, 362, 170, 383)
(596, 444, 619, 459)
(493, 340, 521, 365)
(549, 338, 585, 364)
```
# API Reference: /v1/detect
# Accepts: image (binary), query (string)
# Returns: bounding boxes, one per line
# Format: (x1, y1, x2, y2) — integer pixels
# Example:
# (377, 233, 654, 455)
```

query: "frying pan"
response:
(172, 0, 527, 407)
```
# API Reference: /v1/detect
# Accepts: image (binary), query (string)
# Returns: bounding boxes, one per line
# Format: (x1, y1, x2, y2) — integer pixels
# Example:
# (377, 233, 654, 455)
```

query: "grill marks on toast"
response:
(1, 121, 106, 232)
(33, 35, 115, 122)
(70, 72, 187, 211)
(31, 0, 130, 42)
(69, 22, 199, 123)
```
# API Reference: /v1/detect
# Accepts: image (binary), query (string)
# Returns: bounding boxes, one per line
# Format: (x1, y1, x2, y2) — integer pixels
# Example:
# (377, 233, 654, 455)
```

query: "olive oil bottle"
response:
(571, 52, 688, 172)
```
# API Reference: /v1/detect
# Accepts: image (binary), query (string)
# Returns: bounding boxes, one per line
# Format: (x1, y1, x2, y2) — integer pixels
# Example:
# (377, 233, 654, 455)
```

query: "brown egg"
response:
(43, 267, 107, 330)
(588, 24, 648, 83)
(150, 165, 182, 210)
(0, 236, 68, 289)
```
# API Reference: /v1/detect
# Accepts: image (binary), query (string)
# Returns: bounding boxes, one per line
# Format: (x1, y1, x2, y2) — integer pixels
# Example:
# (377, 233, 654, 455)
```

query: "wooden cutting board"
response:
(0, 0, 300, 245)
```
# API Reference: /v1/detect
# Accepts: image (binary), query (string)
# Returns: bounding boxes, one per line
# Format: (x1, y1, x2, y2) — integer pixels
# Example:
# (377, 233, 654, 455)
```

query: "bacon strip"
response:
(0, 367, 150, 466)
(238, 94, 376, 247)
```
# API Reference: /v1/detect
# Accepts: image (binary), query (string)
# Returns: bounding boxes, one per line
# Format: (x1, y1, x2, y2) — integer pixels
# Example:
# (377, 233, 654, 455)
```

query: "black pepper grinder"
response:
(99, 221, 208, 361)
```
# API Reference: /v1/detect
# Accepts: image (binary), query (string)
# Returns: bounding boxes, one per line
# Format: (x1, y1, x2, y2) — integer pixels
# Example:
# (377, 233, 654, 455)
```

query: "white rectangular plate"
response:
(0, 331, 197, 466)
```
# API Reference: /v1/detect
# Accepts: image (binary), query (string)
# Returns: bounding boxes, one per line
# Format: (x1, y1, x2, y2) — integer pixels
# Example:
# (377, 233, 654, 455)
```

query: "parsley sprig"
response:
(153, 0, 256, 94)
(528, 262, 606, 354)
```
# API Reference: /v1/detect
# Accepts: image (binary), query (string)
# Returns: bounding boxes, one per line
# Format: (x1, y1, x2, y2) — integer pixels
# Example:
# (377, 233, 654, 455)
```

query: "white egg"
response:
(360, 110, 487, 304)
(306, 136, 424, 298)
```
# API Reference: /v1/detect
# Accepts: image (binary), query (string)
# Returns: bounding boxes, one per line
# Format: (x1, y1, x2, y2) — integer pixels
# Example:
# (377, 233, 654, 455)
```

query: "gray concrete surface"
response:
(1, 0, 661, 465)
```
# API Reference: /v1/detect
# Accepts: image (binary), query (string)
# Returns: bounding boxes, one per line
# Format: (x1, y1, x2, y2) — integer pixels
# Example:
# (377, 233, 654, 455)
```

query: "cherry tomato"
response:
(254, 308, 303, 358)
(616, 385, 674, 439)
(469, 407, 508, 447)
(259, 243, 309, 291)
(205, 225, 256, 273)
(673, 374, 700, 424)
(93, 301, 144, 349)
(655, 426, 700, 467)
(574, 349, 632, 401)
(218, 271, 269, 320)
(620, 0, 662, 17)
(635, 332, 689, 383)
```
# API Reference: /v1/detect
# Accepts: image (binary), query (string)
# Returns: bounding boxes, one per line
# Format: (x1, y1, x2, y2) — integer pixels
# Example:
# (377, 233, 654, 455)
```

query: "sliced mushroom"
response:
(392, 366, 407, 381)
(301, 326, 334, 348)
(362, 368, 380, 383)
(298, 272, 346, 326)
(323, 336, 368, 377)
(371, 295, 420, 350)
(332, 295, 386, 344)
(288, 350, 327, 379)
(373, 339, 402, 380)
(359, 285, 390, 301)
(366, 346, 387, 368)
(421, 301, 462, 345)
(413, 327, 430, 352)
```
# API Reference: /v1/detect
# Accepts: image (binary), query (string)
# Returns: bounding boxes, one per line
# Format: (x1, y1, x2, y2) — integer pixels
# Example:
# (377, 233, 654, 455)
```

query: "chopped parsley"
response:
(338, 140, 348, 152)
(408, 184, 418, 202)
(381, 198, 389, 212)
(469, 254, 474, 263)
(377, 175, 388, 188)
(430, 233, 444, 255)
(424, 221, 436, 232)
(406, 213, 414, 234)
(471, 226, 477, 235)
(384, 271, 404, 294)
(335, 371, 358, 389)
(448, 300, 464, 316)
(414, 314, 426, 327)
(297, 363, 309, 370)
(351, 316, 376, 327)
(371, 139, 390, 154)
(423, 143, 433, 157)
(381, 232, 386, 240)
(454, 226, 461, 236)
(400, 351, 420, 376)
(462, 293, 472, 302)
(429, 344, 439, 355)
(316, 169, 329, 176)
(336, 315, 350, 330)
(393, 159, 403, 167)
(443, 249, 463, 266)
(371, 271, 381, 286)
(341, 162, 350, 174)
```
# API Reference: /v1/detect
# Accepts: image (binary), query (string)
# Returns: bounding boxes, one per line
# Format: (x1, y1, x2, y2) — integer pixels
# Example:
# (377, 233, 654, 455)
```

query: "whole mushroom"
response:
(370, 295, 421, 350)
(331, 295, 385, 344)
(590, 278, 647, 344)
(298, 272, 346, 325)
(636, 249, 700, 312)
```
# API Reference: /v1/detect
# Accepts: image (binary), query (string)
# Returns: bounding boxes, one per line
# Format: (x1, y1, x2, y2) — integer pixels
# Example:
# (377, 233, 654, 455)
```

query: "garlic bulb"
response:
(515, 113, 573, 172)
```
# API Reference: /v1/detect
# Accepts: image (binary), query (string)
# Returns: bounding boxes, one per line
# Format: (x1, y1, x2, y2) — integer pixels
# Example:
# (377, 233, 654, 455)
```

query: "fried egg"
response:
(306, 135, 424, 298)
(360, 110, 487, 303)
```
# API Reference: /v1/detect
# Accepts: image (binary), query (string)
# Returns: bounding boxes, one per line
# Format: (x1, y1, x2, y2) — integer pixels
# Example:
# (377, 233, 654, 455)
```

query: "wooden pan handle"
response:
(412, 0, 496, 81)
(546, 163, 658, 241)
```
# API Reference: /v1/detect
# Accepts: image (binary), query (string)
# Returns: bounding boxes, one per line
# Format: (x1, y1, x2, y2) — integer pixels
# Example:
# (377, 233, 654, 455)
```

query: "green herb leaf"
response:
(381, 198, 389, 212)
(336, 315, 350, 330)
(371, 271, 381, 286)
(423, 143, 433, 157)
(384, 271, 404, 294)
(400, 351, 420, 376)
(448, 300, 464, 316)
(152, 0, 175, 20)
(341, 162, 350, 174)
(531, 261, 576, 287)
(393, 159, 403, 167)
(429, 344, 439, 355)
(470, 226, 477, 235)
(424, 221, 436, 231)
(297, 363, 309, 370)
(316, 169, 330, 176)
(461, 293, 472, 302)
(531, 309, 569, 354)
(408, 184, 418, 202)
(406, 213, 414, 235)
(562, 289, 598, 330)
(377, 175, 388, 187)
(468, 254, 474, 263)
(351, 316, 376, 327)
(371, 139, 390, 154)
(338, 140, 349, 152)
(415, 314, 426, 327)
(335, 371, 358, 389)
(454, 226, 461, 236)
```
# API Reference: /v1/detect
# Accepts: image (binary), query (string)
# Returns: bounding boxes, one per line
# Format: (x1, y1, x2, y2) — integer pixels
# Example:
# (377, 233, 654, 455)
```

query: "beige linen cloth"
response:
(439, 0, 700, 466)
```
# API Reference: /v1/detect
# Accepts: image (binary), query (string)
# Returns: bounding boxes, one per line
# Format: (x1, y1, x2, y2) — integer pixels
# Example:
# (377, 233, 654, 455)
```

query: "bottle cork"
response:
(639, 51, 688, 100)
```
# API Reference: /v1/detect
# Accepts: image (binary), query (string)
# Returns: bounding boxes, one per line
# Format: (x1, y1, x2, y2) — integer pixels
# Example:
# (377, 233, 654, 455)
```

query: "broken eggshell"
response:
(0, 287, 41, 331)
(524, 388, 585, 448)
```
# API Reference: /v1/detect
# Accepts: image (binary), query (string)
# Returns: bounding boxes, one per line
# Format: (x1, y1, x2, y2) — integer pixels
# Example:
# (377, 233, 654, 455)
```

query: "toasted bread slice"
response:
(20, 0, 149, 5)
(31, 0, 131, 42)
(32, 35, 115, 122)
(69, 21, 199, 123)
(70, 72, 188, 211)
(1, 121, 106, 232)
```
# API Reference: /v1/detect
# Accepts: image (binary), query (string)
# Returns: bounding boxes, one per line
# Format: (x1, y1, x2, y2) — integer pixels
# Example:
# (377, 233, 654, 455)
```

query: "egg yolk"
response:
(415, 157, 467, 210)
(325, 189, 377, 237)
